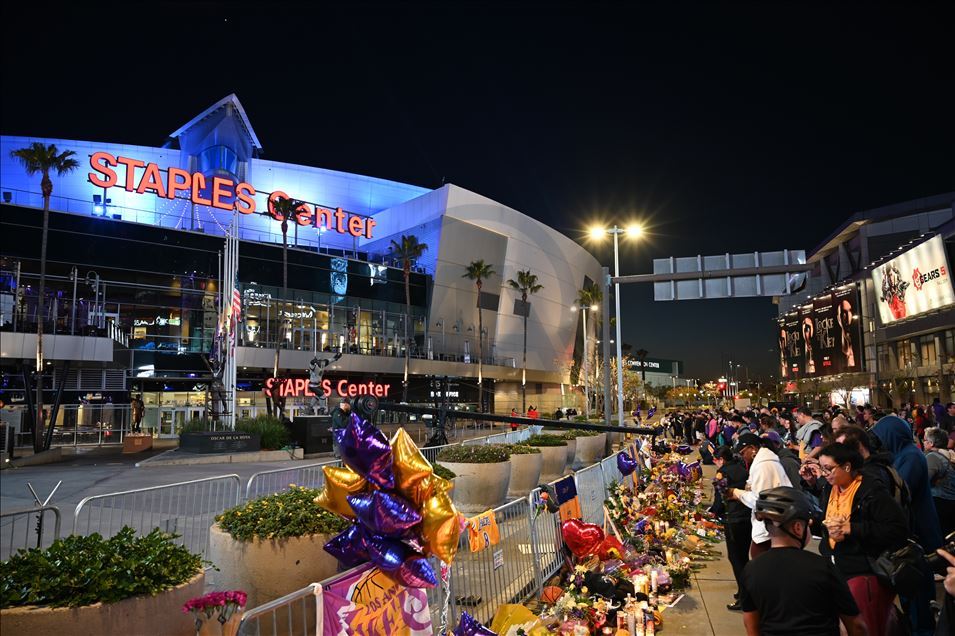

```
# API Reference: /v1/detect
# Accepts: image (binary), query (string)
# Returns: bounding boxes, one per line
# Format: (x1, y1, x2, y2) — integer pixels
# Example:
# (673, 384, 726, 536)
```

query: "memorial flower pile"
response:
(525, 441, 724, 635)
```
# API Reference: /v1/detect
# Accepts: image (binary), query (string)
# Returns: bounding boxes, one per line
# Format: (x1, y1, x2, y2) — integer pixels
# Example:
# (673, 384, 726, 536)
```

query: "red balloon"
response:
(596, 535, 625, 561)
(561, 519, 605, 558)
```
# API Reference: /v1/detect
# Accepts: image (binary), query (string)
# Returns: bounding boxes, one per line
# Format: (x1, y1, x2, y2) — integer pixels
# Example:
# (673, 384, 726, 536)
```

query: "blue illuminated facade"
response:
(1, 94, 430, 260)
(1, 94, 605, 416)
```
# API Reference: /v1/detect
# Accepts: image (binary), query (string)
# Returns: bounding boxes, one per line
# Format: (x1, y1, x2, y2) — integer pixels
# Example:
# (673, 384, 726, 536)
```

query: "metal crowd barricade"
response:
(0, 505, 61, 561)
(527, 482, 566, 591)
(421, 443, 457, 464)
(447, 496, 538, 626)
(245, 461, 340, 501)
(575, 463, 607, 526)
(600, 451, 625, 491)
(73, 474, 241, 560)
(236, 583, 322, 636)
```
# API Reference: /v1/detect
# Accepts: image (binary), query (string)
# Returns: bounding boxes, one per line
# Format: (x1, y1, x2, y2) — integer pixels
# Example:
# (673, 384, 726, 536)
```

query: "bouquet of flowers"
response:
(183, 590, 247, 634)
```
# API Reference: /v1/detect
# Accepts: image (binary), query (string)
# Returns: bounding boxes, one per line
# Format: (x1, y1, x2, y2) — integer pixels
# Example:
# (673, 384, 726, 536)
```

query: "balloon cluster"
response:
(316, 414, 463, 588)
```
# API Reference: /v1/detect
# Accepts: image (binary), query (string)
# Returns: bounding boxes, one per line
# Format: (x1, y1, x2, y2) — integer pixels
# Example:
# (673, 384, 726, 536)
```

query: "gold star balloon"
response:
(420, 491, 462, 564)
(390, 428, 435, 505)
(314, 465, 368, 518)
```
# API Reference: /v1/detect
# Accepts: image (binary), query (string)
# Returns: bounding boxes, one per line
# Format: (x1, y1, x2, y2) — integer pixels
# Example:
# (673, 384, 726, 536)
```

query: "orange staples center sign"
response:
(87, 152, 376, 238)
(263, 377, 392, 399)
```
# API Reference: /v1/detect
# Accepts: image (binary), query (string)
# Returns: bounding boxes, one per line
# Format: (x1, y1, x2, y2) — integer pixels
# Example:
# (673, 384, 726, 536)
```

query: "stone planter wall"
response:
(0, 571, 204, 636)
(537, 445, 568, 482)
(507, 452, 543, 497)
(564, 438, 577, 465)
(208, 523, 340, 608)
(439, 460, 511, 513)
(573, 433, 607, 468)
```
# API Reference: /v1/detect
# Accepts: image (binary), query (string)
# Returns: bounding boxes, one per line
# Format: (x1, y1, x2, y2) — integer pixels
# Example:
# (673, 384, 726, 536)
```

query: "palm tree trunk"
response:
(477, 304, 483, 412)
(403, 268, 411, 402)
(34, 196, 49, 452)
(522, 314, 527, 413)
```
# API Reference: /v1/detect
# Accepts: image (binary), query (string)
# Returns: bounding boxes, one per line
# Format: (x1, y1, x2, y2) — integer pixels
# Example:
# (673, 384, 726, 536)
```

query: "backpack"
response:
(884, 464, 912, 510)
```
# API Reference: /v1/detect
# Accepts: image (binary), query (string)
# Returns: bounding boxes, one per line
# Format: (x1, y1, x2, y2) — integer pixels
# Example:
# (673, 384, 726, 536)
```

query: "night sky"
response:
(3, 2, 954, 383)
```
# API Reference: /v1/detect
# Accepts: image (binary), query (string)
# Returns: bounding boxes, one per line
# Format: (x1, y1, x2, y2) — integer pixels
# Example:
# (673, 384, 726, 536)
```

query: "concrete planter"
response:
(507, 452, 543, 497)
(537, 445, 568, 482)
(208, 523, 340, 608)
(573, 433, 608, 467)
(564, 438, 577, 465)
(0, 571, 204, 636)
(440, 460, 511, 513)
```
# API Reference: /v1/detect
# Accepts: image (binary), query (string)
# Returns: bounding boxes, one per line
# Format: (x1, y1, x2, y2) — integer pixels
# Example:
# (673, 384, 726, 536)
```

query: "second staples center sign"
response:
(264, 377, 392, 399)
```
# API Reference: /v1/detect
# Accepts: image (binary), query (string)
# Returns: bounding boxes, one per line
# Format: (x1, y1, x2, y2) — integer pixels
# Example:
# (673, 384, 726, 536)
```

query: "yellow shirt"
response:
(826, 475, 862, 549)
(467, 510, 500, 553)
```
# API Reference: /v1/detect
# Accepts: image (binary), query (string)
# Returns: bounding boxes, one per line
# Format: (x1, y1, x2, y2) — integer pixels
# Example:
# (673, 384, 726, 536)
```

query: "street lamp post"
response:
(589, 224, 642, 427)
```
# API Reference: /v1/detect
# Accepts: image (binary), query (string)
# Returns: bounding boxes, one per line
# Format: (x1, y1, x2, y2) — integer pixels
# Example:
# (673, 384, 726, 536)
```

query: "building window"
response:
(877, 344, 891, 372)
(944, 329, 955, 365)
(897, 339, 917, 369)
(198, 145, 238, 176)
(919, 334, 938, 367)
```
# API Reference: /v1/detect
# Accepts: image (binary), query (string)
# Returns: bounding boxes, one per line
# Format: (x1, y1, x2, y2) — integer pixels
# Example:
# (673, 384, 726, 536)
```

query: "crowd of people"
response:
(660, 400, 955, 636)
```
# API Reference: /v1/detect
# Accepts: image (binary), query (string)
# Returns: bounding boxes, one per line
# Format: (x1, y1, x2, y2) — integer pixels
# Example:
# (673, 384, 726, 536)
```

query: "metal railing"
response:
(447, 495, 538, 626)
(236, 583, 322, 636)
(575, 463, 607, 526)
(0, 505, 61, 561)
(245, 460, 340, 500)
(73, 474, 241, 560)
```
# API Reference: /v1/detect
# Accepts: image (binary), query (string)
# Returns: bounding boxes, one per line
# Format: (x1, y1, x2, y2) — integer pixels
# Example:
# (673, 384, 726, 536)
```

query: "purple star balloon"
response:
(335, 414, 395, 489)
(347, 490, 422, 536)
(453, 611, 496, 636)
(323, 524, 368, 568)
(617, 450, 638, 476)
(395, 556, 438, 589)
(364, 533, 408, 571)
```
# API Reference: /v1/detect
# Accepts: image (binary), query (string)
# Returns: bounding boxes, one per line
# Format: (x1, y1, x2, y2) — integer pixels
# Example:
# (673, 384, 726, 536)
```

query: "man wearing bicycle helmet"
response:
(739, 487, 867, 636)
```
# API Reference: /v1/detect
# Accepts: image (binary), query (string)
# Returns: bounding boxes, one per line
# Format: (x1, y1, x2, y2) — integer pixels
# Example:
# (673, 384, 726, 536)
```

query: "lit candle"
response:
(650, 569, 658, 593)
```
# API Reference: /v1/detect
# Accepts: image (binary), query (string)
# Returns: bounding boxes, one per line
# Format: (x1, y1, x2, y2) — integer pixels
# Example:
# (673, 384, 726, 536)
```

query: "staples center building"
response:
(0, 95, 603, 432)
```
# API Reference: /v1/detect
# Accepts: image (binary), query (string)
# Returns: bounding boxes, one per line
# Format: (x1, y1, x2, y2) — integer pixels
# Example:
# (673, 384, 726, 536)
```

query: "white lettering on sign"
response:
(133, 315, 181, 327)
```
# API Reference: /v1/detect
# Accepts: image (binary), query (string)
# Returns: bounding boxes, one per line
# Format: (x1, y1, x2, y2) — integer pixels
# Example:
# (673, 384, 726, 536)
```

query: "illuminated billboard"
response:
(776, 286, 864, 378)
(872, 235, 954, 324)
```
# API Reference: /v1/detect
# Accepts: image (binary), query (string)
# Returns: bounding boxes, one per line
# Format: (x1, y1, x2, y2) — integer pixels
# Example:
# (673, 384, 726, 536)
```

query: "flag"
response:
(231, 285, 241, 322)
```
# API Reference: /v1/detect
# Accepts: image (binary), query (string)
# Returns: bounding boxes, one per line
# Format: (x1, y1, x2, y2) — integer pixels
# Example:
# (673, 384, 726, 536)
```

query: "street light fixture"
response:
(589, 223, 643, 427)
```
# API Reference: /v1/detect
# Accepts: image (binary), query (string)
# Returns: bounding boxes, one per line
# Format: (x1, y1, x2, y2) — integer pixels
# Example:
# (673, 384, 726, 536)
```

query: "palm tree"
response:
(576, 284, 602, 417)
(10, 143, 79, 452)
(265, 195, 305, 417)
(390, 235, 428, 402)
(463, 260, 495, 412)
(507, 269, 543, 413)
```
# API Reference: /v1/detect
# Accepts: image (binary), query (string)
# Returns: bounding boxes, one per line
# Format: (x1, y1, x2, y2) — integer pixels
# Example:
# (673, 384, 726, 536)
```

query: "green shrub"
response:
(235, 415, 290, 450)
(0, 527, 202, 609)
(178, 419, 215, 435)
(525, 434, 568, 447)
(432, 463, 457, 480)
(217, 486, 349, 541)
(505, 444, 541, 455)
(436, 443, 510, 463)
(562, 429, 602, 439)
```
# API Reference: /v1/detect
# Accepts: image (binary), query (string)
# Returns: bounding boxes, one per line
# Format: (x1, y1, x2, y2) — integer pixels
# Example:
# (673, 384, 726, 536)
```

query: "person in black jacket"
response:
(714, 445, 751, 611)
(817, 443, 909, 635)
